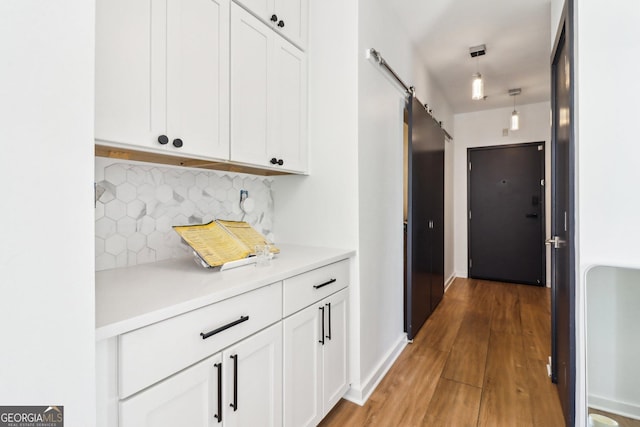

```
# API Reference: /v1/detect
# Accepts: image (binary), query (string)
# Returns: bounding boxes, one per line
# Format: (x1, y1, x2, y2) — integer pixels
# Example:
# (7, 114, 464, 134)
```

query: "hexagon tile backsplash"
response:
(95, 158, 275, 271)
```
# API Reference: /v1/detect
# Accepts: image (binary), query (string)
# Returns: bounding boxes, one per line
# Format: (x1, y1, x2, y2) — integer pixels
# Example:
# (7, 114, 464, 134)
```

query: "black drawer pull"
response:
(313, 278, 337, 289)
(214, 362, 222, 423)
(326, 302, 332, 340)
(230, 354, 238, 411)
(319, 306, 325, 345)
(200, 316, 249, 340)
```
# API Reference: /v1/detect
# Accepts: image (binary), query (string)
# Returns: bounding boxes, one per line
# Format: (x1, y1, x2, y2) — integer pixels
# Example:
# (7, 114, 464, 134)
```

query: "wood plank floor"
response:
(319, 278, 565, 427)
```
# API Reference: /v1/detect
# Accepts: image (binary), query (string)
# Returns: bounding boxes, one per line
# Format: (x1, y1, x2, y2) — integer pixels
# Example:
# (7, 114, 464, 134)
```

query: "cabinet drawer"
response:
(119, 282, 282, 398)
(283, 260, 349, 317)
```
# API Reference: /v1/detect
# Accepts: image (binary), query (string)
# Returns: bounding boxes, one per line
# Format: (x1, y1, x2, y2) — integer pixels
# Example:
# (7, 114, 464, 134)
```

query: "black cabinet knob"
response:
(172, 138, 183, 148)
(278, 159, 284, 166)
(270, 14, 277, 22)
(277, 20, 285, 28)
(158, 135, 169, 145)
(270, 157, 278, 165)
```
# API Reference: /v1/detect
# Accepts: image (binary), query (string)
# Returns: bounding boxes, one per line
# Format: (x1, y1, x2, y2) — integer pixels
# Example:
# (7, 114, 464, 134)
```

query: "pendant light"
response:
(509, 88, 521, 131)
(470, 45, 486, 100)
(472, 72, 484, 100)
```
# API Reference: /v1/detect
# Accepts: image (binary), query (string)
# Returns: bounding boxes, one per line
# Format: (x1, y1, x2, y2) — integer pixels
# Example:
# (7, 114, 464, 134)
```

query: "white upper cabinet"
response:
(230, 4, 307, 173)
(234, 0, 308, 49)
(95, 0, 230, 160)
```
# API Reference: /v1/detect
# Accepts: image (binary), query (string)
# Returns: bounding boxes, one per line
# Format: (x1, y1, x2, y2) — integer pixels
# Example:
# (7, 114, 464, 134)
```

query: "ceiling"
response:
(388, 0, 552, 114)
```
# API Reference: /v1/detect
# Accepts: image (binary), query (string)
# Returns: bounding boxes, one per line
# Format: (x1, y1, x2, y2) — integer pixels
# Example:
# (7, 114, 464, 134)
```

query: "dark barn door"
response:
(405, 96, 445, 340)
(468, 143, 545, 285)
(550, 3, 576, 425)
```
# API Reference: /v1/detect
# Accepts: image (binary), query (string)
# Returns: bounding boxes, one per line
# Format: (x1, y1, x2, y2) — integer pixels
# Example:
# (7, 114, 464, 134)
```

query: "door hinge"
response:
(468, 162, 472, 171)
(469, 259, 473, 268)
(468, 211, 472, 220)
(538, 144, 543, 151)
(541, 179, 545, 186)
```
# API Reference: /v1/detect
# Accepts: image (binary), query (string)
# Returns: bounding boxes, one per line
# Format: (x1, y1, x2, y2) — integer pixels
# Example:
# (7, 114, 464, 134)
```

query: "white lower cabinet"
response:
(120, 353, 222, 427)
(97, 258, 351, 427)
(223, 322, 283, 427)
(283, 288, 349, 427)
(120, 323, 282, 427)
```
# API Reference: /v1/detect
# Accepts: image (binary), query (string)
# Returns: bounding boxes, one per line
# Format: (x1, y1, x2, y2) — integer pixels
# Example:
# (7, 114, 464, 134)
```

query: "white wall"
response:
(574, 2, 640, 425)
(356, 0, 410, 400)
(0, 1, 95, 425)
(452, 102, 551, 282)
(587, 267, 640, 419)
(274, 0, 454, 404)
(272, 0, 362, 393)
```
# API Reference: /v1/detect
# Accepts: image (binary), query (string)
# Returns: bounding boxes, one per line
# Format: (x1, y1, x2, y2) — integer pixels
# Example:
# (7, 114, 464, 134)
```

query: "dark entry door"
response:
(468, 143, 545, 285)
(550, 5, 575, 426)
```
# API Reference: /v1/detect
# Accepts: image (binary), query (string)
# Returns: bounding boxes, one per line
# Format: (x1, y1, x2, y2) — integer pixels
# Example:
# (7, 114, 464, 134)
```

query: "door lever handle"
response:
(545, 236, 563, 249)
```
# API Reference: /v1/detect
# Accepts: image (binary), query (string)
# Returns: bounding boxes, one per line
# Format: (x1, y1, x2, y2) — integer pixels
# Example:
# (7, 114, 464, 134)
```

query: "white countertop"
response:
(95, 244, 355, 341)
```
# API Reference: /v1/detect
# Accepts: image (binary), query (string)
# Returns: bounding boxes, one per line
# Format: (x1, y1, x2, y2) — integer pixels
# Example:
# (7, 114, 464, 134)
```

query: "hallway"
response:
(319, 278, 565, 426)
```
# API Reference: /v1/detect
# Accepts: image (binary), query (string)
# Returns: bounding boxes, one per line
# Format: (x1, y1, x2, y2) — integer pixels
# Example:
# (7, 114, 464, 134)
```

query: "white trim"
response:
(343, 333, 407, 406)
(455, 270, 468, 279)
(589, 394, 640, 421)
(444, 274, 456, 292)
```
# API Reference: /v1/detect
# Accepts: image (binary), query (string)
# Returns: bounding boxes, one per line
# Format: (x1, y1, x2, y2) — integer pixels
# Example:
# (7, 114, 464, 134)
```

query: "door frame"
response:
(466, 142, 546, 286)
(550, 0, 576, 425)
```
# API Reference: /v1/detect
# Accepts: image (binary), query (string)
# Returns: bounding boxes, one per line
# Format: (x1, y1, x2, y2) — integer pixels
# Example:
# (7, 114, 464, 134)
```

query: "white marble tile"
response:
(105, 199, 126, 220)
(105, 164, 127, 185)
(95, 161, 274, 271)
(117, 217, 137, 237)
(127, 232, 146, 252)
(105, 235, 127, 256)
(116, 182, 137, 203)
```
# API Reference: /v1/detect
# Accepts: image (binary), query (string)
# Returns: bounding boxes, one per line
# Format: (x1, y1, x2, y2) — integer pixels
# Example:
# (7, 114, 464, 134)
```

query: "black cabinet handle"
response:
(319, 306, 325, 345)
(158, 135, 169, 145)
(326, 302, 332, 340)
(270, 14, 278, 22)
(270, 157, 278, 165)
(277, 159, 284, 166)
(313, 278, 336, 289)
(278, 20, 285, 28)
(214, 362, 222, 423)
(525, 213, 538, 218)
(172, 138, 183, 148)
(230, 354, 238, 411)
(200, 316, 249, 340)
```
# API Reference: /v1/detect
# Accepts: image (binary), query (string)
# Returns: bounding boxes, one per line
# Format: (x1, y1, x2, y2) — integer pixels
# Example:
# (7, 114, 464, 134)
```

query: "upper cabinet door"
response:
(273, 0, 308, 49)
(234, 0, 273, 20)
(272, 38, 307, 173)
(230, 4, 273, 168)
(166, 0, 230, 159)
(234, 0, 307, 49)
(95, 0, 230, 160)
(95, 0, 165, 148)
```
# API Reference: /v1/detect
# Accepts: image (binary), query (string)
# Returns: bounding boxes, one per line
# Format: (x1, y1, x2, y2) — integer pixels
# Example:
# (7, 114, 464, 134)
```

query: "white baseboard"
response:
(444, 274, 456, 292)
(455, 270, 468, 279)
(589, 394, 640, 421)
(343, 333, 407, 406)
